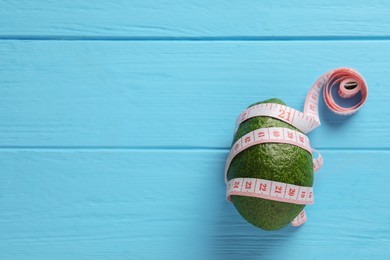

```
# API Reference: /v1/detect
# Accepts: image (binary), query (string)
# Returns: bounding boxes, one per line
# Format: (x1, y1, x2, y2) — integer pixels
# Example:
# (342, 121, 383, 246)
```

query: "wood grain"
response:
(0, 1, 389, 259)
(0, 0, 390, 38)
(0, 150, 389, 259)
(0, 40, 388, 149)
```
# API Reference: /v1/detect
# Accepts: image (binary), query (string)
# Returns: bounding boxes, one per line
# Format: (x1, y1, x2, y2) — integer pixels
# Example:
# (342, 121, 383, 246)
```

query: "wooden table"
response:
(0, 1, 389, 259)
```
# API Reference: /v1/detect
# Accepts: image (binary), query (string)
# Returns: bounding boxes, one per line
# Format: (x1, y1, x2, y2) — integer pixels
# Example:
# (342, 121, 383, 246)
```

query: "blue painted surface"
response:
(0, 2, 390, 259)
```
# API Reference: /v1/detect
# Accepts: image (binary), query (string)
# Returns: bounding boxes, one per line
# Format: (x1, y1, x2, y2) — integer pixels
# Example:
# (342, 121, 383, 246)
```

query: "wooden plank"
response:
(0, 41, 388, 148)
(0, 0, 390, 38)
(0, 149, 389, 258)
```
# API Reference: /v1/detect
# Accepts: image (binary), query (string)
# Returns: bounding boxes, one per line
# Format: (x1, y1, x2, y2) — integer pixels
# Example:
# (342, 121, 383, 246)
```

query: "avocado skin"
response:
(227, 98, 313, 230)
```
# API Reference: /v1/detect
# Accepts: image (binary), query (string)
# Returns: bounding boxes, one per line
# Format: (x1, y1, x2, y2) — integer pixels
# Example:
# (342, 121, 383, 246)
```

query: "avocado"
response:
(227, 98, 314, 230)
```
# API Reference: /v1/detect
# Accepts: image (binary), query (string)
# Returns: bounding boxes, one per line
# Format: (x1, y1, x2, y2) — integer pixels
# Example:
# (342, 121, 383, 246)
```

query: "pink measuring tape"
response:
(225, 67, 368, 227)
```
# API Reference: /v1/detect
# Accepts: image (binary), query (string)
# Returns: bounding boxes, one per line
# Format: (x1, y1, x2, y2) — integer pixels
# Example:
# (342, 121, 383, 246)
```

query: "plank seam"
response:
(0, 147, 388, 151)
(2, 35, 390, 41)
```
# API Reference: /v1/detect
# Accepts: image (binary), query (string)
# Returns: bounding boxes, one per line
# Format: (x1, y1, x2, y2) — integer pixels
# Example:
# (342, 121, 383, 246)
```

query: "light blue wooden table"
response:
(1, 1, 389, 259)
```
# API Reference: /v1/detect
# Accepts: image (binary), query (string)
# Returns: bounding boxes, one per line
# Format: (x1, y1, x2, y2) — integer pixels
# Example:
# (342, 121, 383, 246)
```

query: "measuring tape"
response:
(226, 177, 314, 205)
(225, 67, 368, 227)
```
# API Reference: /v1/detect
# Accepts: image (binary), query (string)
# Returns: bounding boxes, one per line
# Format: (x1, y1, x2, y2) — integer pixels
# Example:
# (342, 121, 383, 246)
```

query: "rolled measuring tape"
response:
(225, 67, 368, 227)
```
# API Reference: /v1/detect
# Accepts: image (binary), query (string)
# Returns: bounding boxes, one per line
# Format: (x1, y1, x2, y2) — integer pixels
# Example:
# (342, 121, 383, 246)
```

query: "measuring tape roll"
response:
(226, 67, 368, 227)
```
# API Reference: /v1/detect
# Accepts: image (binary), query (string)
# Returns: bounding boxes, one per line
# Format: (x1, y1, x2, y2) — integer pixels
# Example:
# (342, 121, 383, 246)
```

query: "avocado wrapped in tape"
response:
(226, 68, 368, 230)
(227, 98, 313, 230)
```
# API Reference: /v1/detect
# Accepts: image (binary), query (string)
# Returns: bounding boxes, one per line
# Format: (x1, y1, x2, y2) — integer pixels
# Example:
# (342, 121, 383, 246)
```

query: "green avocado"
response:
(227, 98, 314, 230)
